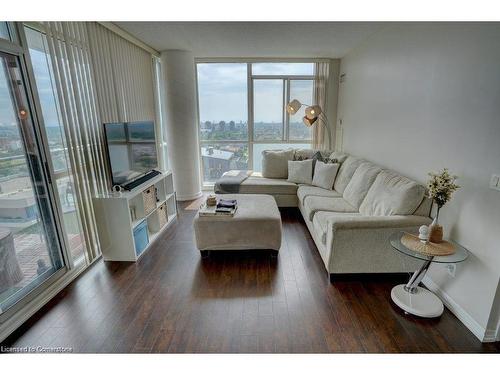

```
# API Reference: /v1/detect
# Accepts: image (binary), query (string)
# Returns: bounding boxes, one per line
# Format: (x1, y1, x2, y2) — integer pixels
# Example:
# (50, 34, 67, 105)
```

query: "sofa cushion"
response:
(297, 185, 342, 205)
(333, 156, 364, 194)
(239, 175, 299, 195)
(303, 196, 357, 221)
(261, 149, 294, 178)
(359, 170, 426, 216)
(313, 211, 361, 244)
(413, 196, 432, 217)
(312, 161, 340, 190)
(328, 151, 349, 163)
(287, 159, 313, 184)
(343, 162, 382, 208)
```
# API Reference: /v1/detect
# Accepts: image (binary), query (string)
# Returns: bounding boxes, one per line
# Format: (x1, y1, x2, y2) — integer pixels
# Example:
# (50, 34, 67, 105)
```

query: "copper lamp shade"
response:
(286, 99, 302, 115)
(305, 105, 322, 119)
(302, 116, 318, 127)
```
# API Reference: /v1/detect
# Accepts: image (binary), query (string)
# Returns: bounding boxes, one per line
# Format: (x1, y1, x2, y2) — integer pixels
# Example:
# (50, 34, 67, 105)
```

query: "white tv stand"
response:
(92, 170, 177, 261)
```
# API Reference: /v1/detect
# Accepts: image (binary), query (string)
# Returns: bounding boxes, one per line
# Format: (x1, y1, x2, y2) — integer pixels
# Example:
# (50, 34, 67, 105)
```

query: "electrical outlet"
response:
(490, 174, 500, 191)
(446, 264, 456, 277)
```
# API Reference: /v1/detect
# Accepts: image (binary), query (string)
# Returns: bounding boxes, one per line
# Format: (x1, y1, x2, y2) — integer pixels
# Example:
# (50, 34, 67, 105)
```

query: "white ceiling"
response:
(114, 22, 386, 58)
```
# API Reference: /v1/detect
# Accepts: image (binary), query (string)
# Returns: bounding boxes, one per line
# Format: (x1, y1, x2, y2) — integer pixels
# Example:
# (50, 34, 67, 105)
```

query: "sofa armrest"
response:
(328, 215, 432, 231)
(324, 215, 432, 274)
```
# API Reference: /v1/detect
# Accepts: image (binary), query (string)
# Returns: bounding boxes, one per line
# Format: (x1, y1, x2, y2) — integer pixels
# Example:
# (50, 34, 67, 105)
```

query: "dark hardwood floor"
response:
(2, 198, 499, 353)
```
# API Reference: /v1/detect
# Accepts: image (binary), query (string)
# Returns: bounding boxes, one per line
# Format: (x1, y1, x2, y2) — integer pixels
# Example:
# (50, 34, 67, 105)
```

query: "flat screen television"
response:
(103, 121, 158, 187)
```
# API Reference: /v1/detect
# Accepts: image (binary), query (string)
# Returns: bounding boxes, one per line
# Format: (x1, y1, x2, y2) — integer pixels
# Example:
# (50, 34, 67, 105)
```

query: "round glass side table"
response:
(389, 231, 469, 318)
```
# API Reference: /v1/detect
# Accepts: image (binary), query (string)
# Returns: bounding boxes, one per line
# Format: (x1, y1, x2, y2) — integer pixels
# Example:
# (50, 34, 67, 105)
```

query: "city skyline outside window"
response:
(196, 62, 314, 183)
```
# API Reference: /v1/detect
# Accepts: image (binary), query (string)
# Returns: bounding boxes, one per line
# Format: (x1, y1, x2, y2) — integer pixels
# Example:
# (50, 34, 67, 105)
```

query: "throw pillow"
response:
(294, 149, 317, 161)
(294, 150, 336, 167)
(328, 151, 349, 163)
(294, 150, 322, 162)
(322, 157, 338, 164)
(312, 161, 340, 190)
(287, 159, 314, 184)
(261, 149, 295, 178)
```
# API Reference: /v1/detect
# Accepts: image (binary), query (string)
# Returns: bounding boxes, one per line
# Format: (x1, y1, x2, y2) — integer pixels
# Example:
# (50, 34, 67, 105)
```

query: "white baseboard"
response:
(423, 275, 491, 342)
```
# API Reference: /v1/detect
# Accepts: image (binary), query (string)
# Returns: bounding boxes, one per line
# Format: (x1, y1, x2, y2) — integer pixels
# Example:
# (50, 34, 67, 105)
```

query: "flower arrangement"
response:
(427, 168, 460, 220)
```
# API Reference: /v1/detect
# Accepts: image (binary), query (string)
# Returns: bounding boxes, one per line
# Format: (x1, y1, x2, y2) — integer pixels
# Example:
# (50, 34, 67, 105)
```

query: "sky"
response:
(197, 63, 314, 124)
(197, 63, 248, 123)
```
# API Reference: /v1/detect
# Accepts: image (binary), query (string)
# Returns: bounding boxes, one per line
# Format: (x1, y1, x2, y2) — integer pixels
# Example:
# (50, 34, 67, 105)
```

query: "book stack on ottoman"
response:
(199, 197, 238, 217)
(193, 194, 282, 256)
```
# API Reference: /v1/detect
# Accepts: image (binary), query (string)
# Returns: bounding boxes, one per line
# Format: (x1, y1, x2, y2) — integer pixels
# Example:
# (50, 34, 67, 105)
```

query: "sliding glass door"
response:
(0, 50, 65, 317)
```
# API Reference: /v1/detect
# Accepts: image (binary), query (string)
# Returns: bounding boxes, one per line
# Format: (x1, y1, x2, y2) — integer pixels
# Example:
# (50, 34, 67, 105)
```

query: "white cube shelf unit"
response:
(92, 171, 177, 261)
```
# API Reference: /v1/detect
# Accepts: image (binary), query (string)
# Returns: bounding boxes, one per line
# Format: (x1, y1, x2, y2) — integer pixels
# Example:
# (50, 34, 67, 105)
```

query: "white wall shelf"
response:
(92, 171, 177, 262)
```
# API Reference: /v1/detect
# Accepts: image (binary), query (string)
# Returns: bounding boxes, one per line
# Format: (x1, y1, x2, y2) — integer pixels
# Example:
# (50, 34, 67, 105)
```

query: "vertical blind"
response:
(42, 21, 108, 262)
(40, 21, 158, 263)
(86, 23, 156, 123)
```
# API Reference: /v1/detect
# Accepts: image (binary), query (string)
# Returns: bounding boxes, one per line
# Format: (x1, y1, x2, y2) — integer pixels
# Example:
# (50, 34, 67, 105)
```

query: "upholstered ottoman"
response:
(194, 194, 282, 255)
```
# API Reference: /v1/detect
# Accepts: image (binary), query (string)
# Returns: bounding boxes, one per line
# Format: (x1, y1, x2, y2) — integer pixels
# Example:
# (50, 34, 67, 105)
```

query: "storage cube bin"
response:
(158, 203, 168, 229)
(149, 204, 168, 233)
(142, 185, 156, 215)
(133, 220, 149, 256)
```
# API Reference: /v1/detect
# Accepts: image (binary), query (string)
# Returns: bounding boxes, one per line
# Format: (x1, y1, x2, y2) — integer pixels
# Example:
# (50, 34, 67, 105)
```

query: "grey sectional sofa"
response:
(225, 148, 433, 277)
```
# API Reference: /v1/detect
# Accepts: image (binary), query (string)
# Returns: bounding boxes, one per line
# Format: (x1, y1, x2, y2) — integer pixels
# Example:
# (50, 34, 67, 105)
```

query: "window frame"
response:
(251, 75, 315, 143)
(195, 59, 318, 187)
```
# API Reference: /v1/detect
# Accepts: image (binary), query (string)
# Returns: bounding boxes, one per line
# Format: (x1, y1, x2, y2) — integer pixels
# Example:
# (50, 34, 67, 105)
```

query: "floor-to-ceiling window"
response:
(196, 61, 314, 185)
(24, 26, 86, 267)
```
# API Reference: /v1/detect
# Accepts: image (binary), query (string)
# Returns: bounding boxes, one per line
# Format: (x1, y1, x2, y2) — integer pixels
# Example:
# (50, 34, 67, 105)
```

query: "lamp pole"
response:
(318, 112, 332, 150)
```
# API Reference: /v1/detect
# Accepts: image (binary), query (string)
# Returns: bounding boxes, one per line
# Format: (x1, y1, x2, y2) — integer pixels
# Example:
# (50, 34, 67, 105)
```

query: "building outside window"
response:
(196, 61, 314, 185)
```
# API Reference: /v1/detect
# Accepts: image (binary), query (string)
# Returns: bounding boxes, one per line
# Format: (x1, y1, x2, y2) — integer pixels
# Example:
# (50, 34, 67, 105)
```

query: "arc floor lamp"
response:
(286, 99, 332, 149)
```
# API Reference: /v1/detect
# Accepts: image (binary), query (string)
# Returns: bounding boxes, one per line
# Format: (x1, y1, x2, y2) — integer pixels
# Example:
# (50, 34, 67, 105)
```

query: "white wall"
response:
(337, 23, 500, 341)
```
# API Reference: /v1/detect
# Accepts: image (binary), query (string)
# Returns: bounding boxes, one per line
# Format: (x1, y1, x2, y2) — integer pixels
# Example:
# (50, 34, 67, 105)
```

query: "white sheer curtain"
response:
(43, 22, 108, 261)
(312, 62, 331, 150)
